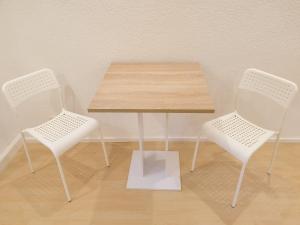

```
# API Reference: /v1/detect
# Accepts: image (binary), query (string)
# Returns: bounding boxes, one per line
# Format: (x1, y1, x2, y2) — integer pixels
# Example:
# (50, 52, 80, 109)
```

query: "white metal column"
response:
(267, 133, 281, 175)
(97, 126, 110, 167)
(165, 113, 169, 151)
(137, 113, 144, 177)
(21, 132, 34, 173)
(191, 133, 201, 171)
(55, 157, 71, 202)
(231, 162, 247, 207)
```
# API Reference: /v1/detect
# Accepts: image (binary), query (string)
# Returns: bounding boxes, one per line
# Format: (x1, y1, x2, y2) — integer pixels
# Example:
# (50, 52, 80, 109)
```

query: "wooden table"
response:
(88, 63, 214, 191)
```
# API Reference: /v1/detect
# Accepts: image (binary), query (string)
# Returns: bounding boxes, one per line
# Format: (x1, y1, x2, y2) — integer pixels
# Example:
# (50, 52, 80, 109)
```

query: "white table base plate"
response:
(127, 150, 181, 191)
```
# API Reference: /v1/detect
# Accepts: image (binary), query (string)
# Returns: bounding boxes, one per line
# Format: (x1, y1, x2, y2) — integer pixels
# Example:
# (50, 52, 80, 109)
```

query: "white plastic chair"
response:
(2, 68, 110, 202)
(191, 68, 298, 207)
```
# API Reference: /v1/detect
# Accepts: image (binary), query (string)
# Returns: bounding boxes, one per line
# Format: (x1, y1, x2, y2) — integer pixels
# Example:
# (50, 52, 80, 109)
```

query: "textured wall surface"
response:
(1, 0, 300, 154)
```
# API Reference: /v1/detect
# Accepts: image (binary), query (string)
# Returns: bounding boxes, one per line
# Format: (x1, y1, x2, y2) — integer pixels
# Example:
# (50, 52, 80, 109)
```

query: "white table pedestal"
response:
(126, 113, 181, 191)
(127, 150, 181, 190)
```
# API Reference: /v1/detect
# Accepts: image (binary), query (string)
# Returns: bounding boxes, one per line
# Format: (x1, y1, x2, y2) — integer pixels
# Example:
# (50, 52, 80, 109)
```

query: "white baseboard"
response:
(81, 136, 200, 143)
(1, 135, 300, 172)
(80, 136, 300, 143)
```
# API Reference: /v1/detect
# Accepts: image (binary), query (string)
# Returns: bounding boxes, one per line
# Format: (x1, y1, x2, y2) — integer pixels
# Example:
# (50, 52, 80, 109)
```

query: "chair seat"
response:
(202, 112, 274, 163)
(25, 110, 98, 157)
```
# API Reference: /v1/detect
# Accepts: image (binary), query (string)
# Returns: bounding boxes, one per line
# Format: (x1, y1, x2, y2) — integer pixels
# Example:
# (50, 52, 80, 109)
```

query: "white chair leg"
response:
(267, 133, 280, 175)
(98, 126, 110, 167)
(231, 162, 247, 208)
(55, 157, 71, 202)
(191, 133, 201, 172)
(165, 113, 169, 151)
(21, 133, 34, 173)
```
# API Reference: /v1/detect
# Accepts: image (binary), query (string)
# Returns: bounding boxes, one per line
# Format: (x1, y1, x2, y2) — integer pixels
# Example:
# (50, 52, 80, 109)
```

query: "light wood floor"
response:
(0, 141, 299, 225)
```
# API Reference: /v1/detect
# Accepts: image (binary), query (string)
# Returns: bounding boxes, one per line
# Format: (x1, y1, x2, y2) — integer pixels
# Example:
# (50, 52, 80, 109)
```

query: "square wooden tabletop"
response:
(88, 63, 215, 113)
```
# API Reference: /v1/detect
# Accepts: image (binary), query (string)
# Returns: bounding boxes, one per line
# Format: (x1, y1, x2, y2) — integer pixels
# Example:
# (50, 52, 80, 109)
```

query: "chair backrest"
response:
(238, 68, 298, 108)
(2, 68, 61, 109)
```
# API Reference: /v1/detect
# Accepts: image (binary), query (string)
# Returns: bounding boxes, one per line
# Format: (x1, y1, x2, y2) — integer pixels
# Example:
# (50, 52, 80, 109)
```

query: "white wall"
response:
(1, 0, 300, 155)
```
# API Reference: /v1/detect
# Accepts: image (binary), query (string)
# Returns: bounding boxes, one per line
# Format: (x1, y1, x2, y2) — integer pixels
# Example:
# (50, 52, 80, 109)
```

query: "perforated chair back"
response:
(2, 69, 60, 108)
(238, 69, 298, 108)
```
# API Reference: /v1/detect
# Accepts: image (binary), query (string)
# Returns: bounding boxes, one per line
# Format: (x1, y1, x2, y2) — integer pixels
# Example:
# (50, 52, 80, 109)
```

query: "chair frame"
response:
(2, 69, 109, 202)
(191, 68, 298, 207)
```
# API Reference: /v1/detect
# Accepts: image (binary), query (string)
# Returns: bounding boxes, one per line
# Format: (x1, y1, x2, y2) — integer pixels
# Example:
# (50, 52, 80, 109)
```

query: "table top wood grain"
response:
(88, 63, 215, 113)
